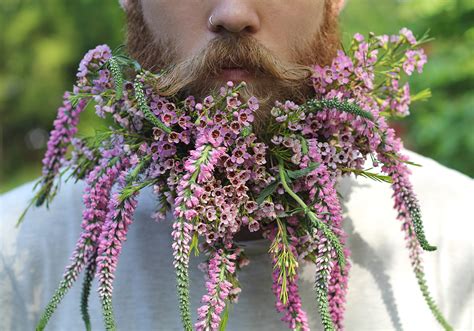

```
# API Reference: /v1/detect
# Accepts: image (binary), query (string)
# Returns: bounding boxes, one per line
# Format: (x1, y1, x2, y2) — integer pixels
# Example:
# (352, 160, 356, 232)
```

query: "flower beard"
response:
(25, 10, 453, 331)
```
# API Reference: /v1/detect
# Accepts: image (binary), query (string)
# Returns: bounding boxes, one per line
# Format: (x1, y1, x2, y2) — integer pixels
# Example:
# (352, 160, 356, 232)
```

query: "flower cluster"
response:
(22, 28, 453, 331)
(195, 247, 241, 330)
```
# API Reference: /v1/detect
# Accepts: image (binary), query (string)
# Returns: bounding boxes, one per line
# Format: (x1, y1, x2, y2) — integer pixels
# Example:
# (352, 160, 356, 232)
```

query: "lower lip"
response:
(219, 68, 251, 82)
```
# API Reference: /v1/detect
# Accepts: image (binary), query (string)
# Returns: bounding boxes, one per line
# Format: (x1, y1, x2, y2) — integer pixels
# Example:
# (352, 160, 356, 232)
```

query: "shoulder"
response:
(0, 176, 86, 257)
(0, 177, 87, 329)
(401, 149, 473, 196)
(340, 149, 473, 246)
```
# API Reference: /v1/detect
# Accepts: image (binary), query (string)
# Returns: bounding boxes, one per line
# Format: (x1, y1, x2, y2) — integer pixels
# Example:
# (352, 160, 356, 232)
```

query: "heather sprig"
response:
(268, 216, 299, 305)
(96, 168, 140, 331)
(195, 247, 240, 331)
(35, 150, 126, 331)
(172, 144, 214, 331)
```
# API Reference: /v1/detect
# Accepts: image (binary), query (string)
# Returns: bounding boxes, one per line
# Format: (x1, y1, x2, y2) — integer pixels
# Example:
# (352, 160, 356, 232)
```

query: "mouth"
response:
(218, 66, 252, 82)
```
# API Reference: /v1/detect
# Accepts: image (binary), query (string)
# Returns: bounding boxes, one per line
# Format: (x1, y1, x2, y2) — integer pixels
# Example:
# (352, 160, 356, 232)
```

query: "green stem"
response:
(277, 159, 346, 273)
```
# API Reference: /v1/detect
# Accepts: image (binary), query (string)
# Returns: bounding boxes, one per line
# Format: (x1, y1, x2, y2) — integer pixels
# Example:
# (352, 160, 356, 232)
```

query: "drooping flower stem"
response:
(382, 155, 436, 252)
(416, 273, 453, 330)
(96, 168, 140, 331)
(173, 217, 194, 331)
(35, 156, 124, 331)
(277, 160, 346, 272)
(314, 237, 336, 331)
(80, 253, 97, 331)
(35, 279, 72, 330)
(195, 248, 239, 331)
(399, 186, 436, 251)
(381, 155, 450, 329)
(35, 94, 89, 209)
(404, 221, 453, 330)
(173, 144, 213, 331)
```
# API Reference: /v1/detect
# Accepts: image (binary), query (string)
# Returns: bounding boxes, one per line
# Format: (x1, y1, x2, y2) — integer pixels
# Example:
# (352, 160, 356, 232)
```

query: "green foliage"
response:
(0, 0, 124, 192)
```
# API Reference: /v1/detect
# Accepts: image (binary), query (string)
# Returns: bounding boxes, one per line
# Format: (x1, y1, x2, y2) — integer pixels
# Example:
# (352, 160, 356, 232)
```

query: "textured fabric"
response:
(1, 150, 472, 331)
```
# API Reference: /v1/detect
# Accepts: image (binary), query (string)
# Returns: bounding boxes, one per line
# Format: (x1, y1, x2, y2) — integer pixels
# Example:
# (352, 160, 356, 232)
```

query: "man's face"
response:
(124, 0, 342, 129)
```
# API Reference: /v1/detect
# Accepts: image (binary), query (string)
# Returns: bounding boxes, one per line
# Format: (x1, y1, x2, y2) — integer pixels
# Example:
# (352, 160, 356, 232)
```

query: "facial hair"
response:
(125, 0, 341, 134)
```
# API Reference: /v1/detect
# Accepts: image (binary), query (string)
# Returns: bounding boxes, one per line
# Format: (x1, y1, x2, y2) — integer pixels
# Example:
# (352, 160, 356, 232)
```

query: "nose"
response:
(208, 1, 260, 34)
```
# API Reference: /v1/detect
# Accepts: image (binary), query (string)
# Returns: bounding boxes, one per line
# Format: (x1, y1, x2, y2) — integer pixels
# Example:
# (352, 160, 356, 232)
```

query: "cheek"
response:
(260, 0, 325, 61)
(140, 0, 208, 61)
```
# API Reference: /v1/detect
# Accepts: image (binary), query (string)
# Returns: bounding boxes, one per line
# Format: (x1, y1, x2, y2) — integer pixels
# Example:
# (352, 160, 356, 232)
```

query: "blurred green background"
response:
(1, 0, 473, 193)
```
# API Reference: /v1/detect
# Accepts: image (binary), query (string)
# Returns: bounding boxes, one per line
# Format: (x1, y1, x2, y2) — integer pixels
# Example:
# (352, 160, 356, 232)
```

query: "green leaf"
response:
(190, 232, 200, 257)
(299, 136, 309, 155)
(218, 303, 230, 331)
(342, 167, 393, 183)
(286, 162, 319, 180)
(256, 181, 278, 205)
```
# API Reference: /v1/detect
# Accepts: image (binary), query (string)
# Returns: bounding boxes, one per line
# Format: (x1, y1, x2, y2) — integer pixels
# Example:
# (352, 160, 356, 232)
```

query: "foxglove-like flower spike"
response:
(35, 95, 88, 209)
(108, 57, 124, 100)
(379, 153, 451, 330)
(172, 216, 194, 331)
(80, 253, 97, 331)
(400, 186, 436, 251)
(308, 165, 351, 330)
(96, 167, 140, 331)
(195, 248, 240, 331)
(383, 156, 436, 251)
(173, 144, 214, 331)
(35, 155, 124, 331)
(301, 98, 374, 121)
(134, 76, 172, 134)
(314, 236, 336, 331)
(408, 233, 453, 331)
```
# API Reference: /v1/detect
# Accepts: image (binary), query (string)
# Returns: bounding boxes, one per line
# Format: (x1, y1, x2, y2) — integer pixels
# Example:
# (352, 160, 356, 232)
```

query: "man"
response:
(0, 0, 472, 330)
